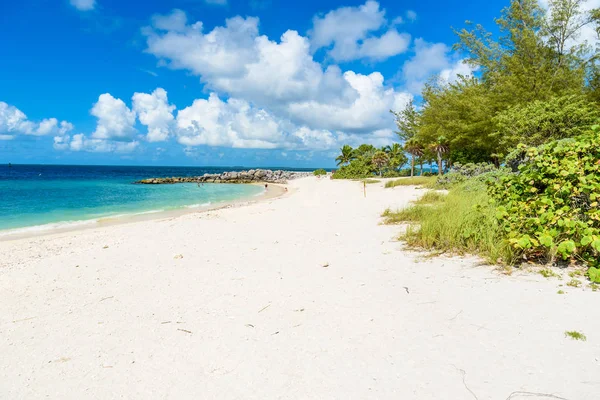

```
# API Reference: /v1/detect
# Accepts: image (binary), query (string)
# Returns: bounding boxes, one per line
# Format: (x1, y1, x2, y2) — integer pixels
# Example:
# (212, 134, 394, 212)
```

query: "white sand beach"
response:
(1, 177, 598, 399)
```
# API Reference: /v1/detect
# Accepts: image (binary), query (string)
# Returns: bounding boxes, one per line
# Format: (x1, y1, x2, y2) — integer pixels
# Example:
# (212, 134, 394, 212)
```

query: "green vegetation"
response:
(565, 331, 587, 341)
(334, 0, 600, 283)
(361, 179, 380, 184)
(489, 133, 600, 267)
(413, 191, 446, 205)
(381, 207, 428, 224)
(392, 0, 600, 166)
(313, 169, 327, 176)
(539, 269, 558, 279)
(557, 290, 565, 294)
(384, 176, 436, 188)
(384, 180, 513, 263)
(567, 279, 582, 288)
(332, 144, 408, 179)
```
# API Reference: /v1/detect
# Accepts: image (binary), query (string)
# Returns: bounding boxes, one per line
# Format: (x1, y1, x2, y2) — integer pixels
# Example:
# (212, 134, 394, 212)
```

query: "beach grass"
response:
(361, 179, 381, 184)
(383, 181, 514, 264)
(385, 176, 436, 189)
(412, 190, 446, 204)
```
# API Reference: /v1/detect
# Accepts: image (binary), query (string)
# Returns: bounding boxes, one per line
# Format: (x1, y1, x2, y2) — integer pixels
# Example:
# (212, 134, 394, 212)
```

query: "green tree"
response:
(454, 0, 587, 105)
(404, 139, 424, 177)
(419, 76, 499, 162)
(391, 100, 420, 142)
(335, 145, 355, 166)
(493, 94, 600, 148)
(371, 151, 390, 177)
(353, 144, 377, 159)
(429, 136, 450, 176)
(384, 143, 408, 171)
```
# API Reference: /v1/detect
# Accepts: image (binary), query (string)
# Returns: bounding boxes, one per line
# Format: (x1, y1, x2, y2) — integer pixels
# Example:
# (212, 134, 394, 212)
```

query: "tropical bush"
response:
(313, 169, 327, 176)
(332, 143, 407, 179)
(332, 157, 373, 179)
(493, 95, 600, 150)
(489, 132, 600, 268)
(436, 162, 499, 188)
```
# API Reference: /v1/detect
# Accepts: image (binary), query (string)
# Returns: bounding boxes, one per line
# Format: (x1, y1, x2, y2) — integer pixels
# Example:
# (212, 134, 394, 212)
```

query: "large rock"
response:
(135, 169, 313, 185)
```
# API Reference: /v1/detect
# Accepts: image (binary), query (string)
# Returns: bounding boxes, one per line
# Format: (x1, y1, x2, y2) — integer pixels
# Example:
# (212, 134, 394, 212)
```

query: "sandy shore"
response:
(1, 177, 598, 399)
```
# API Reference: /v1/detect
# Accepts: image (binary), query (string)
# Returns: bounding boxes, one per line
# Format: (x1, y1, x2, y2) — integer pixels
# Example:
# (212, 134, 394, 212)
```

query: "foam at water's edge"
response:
(0, 208, 169, 237)
(184, 202, 212, 209)
(0, 219, 98, 237)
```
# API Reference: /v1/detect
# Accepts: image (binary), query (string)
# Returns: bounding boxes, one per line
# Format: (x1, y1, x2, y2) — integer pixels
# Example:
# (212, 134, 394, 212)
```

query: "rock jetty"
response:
(135, 169, 312, 185)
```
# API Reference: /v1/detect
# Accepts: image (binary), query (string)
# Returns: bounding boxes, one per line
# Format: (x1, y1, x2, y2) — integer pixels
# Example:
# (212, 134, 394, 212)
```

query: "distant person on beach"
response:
(265, 183, 268, 189)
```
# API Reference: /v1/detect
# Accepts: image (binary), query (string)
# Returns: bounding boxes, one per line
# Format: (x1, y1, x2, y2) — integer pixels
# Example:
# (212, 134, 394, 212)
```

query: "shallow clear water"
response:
(0, 164, 295, 232)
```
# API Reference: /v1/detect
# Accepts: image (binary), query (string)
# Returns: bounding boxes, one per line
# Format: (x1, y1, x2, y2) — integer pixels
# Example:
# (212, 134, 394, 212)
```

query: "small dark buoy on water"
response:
(8, 163, 12, 168)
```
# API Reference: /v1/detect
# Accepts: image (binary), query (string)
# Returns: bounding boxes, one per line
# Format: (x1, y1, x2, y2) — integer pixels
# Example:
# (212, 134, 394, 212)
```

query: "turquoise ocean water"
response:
(0, 165, 289, 233)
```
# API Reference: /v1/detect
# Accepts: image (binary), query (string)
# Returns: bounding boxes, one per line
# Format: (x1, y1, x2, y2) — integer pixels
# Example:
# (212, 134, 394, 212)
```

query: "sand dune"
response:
(1, 177, 598, 399)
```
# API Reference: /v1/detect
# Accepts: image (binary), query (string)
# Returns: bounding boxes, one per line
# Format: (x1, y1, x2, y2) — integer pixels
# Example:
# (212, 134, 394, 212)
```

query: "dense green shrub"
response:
(436, 162, 499, 188)
(489, 132, 600, 267)
(313, 169, 327, 176)
(333, 143, 407, 179)
(493, 95, 600, 150)
(332, 158, 373, 179)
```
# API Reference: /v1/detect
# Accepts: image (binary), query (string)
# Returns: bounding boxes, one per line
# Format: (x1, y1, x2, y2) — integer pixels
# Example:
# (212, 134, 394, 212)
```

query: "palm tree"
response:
(335, 145, 355, 166)
(429, 136, 450, 176)
(384, 143, 407, 171)
(371, 151, 389, 177)
(404, 139, 424, 177)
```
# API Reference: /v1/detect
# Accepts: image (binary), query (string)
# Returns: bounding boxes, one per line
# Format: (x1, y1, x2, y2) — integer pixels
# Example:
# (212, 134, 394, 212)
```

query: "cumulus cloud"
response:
(0, 101, 73, 137)
(401, 38, 477, 93)
(175, 93, 343, 150)
(309, 1, 410, 62)
(406, 10, 417, 22)
(70, 0, 95, 11)
(91, 93, 137, 141)
(56, 133, 139, 153)
(288, 71, 412, 132)
(144, 9, 411, 141)
(132, 88, 175, 142)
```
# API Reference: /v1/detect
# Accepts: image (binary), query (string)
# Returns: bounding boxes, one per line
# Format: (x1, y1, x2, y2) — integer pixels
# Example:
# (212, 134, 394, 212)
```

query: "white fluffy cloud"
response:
(288, 71, 411, 132)
(402, 38, 477, 93)
(0, 101, 73, 139)
(309, 1, 410, 62)
(175, 93, 343, 150)
(56, 133, 139, 153)
(91, 93, 137, 141)
(144, 9, 411, 144)
(70, 0, 95, 11)
(132, 88, 175, 142)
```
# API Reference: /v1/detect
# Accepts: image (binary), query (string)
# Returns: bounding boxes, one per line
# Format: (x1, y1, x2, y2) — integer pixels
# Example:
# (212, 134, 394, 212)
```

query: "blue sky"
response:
(0, 0, 507, 167)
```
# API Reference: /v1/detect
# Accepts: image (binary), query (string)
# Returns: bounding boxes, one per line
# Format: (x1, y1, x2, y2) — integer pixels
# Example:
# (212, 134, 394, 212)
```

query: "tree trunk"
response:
(437, 151, 443, 176)
(411, 155, 415, 177)
(419, 159, 423, 176)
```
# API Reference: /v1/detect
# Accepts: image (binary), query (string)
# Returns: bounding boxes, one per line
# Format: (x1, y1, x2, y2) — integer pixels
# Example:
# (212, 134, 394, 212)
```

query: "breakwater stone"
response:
(135, 169, 312, 185)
